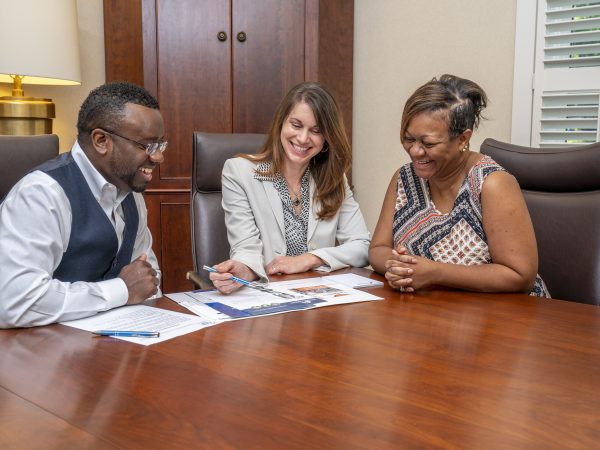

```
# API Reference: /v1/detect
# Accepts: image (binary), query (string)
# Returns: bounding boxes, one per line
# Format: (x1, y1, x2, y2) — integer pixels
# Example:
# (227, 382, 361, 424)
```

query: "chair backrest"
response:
(480, 138, 600, 305)
(0, 134, 59, 200)
(191, 132, 266, 286)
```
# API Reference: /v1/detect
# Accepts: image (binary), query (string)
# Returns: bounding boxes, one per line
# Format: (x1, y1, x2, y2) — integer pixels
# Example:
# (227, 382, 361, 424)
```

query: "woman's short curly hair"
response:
(401, 74, 488, 140)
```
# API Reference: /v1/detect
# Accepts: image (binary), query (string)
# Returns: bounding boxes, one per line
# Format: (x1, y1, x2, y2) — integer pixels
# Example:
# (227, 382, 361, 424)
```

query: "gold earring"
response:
(461, 142, 470, 153)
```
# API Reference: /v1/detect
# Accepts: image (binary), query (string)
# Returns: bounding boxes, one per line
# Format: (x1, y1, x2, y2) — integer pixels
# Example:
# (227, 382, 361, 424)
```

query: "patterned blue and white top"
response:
(254, 162, 310, 256)
(392, 155, 550, 297)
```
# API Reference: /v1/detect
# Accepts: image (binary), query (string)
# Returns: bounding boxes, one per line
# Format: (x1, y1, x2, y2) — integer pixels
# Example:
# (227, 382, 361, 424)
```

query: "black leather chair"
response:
(189, 132, 266, 288)
(0, 134, 59, 200)
(480, 138, 600, 305)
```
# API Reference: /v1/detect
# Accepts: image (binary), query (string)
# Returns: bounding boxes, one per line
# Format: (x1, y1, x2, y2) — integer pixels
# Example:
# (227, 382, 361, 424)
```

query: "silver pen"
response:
(93, 330, 161, 338)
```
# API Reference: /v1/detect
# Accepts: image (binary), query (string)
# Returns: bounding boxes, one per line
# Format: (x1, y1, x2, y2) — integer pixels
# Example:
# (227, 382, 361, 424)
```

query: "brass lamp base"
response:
(0, 96, 55, 135)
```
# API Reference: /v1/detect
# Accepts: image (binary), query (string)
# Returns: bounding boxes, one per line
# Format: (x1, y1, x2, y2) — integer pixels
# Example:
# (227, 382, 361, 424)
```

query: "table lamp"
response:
(0, 0, 81, 135)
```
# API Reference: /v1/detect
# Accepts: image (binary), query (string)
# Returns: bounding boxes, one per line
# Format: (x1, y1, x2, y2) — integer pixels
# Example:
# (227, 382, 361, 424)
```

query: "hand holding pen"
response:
(204, 264, 296, 299)
(204, 260, 259, 295)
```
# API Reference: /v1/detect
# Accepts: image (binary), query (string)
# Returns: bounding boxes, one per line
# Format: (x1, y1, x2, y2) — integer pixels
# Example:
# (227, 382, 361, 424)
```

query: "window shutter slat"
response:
(545, 29, 600, 46)
(539, 91, 599, 147)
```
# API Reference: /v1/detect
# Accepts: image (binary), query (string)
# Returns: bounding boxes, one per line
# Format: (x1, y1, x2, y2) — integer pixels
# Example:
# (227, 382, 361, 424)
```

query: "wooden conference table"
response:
(1, 269, 599, 449)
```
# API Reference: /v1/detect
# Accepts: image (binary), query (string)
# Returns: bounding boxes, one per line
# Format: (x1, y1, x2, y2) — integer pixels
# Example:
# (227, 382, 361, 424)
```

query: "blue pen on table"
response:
(93, 330, 160, 338)
(202, 265, 296, 299)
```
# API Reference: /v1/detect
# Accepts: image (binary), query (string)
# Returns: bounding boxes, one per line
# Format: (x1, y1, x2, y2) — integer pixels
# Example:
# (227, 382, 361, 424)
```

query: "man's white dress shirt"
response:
(0, 142, 160, 328)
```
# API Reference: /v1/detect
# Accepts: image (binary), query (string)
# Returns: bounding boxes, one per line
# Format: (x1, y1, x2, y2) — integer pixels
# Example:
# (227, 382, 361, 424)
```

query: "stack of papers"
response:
(167, 276, 383, 324)
(60, 275, 385, 346)
(61, 305, 214, 346)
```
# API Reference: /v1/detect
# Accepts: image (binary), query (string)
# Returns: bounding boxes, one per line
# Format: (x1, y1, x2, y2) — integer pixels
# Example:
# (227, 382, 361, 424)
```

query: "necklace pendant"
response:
(292, 198, 301, 207)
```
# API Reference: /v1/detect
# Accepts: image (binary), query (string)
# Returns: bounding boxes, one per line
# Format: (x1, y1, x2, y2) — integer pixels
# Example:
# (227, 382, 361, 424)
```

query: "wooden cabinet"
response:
(104, 0, 354, 292)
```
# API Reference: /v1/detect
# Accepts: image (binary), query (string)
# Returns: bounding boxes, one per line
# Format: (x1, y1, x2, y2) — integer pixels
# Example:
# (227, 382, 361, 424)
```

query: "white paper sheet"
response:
(321, 273, 384, 288)
(60, 304, 214, 345)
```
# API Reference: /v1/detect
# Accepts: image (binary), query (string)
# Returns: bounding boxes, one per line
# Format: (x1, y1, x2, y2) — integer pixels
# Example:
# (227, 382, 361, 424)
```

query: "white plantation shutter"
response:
(539, 91, 599, 146)
(513, 0, 600, 147)
(544, 1, 600, 69)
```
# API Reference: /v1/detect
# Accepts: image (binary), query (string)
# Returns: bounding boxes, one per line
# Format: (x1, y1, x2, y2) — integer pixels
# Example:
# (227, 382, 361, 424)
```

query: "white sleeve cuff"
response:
(97, 277, 129, 310)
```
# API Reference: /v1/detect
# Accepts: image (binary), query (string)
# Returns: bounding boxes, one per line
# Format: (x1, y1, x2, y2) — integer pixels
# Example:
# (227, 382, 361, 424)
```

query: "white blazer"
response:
(222, 157, 370, 280)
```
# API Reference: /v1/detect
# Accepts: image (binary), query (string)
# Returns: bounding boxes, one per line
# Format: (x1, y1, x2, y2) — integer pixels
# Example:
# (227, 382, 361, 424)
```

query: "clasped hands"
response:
(385, 245, 434, 292)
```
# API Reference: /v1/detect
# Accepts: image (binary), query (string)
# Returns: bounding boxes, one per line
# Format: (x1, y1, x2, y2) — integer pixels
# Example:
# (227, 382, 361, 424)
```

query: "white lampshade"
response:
(0, 0, 81, 86)
(0, 0, 81, 135)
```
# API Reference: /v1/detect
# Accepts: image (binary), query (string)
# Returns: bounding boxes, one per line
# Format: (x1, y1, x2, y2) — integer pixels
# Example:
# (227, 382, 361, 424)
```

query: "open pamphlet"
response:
(166, 276, 383, 323)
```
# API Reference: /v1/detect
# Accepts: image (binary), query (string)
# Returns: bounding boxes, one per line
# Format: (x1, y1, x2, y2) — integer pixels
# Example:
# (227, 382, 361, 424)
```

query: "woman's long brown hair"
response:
(241, 82, 351, 220)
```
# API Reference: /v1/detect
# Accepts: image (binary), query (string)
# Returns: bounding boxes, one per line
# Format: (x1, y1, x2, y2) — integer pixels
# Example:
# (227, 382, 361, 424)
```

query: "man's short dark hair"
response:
(77, 82, 159, 142)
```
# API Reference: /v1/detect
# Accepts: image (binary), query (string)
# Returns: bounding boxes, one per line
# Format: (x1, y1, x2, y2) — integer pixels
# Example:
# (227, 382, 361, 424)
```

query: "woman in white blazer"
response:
(210, 82, 370, 294)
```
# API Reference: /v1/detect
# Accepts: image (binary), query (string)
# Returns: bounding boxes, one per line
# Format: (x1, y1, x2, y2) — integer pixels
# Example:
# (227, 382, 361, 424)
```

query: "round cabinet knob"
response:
(236, 31, 247, 42)
(217, 31, 227, 42)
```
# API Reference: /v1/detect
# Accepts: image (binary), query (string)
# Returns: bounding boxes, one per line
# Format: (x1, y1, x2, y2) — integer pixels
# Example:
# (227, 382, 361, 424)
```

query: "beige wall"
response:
(1, 0, 517, 232)
(353, 0, 517, 230)
(0, 0, 105, 152)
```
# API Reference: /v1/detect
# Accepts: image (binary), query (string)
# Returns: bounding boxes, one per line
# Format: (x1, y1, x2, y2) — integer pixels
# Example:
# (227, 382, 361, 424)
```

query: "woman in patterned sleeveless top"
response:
(369, 75, 549, 297)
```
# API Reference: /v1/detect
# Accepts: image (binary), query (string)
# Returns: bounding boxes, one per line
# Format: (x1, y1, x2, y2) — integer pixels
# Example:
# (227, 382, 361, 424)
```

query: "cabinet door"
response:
(105, 0, 353, 293)
(157, 0, 233, 181)
(232, 0, 306, 133)
(145, 192, 195, 293)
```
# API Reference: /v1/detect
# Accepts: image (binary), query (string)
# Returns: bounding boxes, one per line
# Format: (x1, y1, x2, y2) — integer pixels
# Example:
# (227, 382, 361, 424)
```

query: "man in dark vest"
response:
(0, 82, 165, 327)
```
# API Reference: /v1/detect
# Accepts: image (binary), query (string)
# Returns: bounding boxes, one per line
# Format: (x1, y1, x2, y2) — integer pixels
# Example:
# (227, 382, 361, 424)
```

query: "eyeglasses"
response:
(98, 128, 168, 156)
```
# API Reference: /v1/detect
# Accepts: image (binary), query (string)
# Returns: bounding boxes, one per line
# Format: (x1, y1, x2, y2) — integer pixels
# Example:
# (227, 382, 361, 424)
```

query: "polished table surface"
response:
(1, 269, 599, 449)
